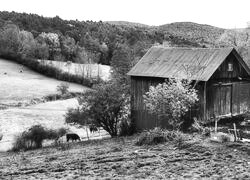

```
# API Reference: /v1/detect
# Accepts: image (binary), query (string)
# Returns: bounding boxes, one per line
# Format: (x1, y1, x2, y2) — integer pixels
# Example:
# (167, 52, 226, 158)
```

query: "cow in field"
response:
(89, 125, 98, 133)
(66, 133, 81, 142)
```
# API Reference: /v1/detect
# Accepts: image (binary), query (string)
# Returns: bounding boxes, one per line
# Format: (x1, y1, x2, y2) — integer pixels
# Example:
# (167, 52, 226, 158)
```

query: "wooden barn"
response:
(128, 46, 250, 130)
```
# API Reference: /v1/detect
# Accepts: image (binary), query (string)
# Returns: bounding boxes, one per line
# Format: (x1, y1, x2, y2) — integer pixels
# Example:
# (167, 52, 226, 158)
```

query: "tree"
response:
(217, 29, 250, 65)
(18, 30, 36, 59)
(74, 46, 88, 63)
(37, 32, 61, 60)
(60, 35, 77, 61)
(0, 23, 21, 58)
(143, 79, 198, 130)
(65, 80, 129, 137)
(34, 37, 49, 60)
(111, 43, 134, 84)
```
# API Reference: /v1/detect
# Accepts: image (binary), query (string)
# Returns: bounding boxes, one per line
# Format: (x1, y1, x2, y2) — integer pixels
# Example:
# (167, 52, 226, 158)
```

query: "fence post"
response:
(233, 123, 237, 142)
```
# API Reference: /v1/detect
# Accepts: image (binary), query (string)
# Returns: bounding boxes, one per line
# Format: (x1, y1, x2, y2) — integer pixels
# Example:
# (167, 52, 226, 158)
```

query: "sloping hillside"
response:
(0, 58, 88, 106)
(0, 58, 107, 151)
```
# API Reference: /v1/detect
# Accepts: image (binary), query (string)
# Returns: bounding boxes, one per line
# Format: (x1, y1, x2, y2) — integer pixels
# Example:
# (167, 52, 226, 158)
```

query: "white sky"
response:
(0, 0, 250, 29)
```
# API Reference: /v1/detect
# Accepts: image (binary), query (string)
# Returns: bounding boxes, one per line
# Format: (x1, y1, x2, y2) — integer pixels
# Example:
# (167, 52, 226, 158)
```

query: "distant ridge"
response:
(158, 22, 225, 46)
(105, 21, 150, 28)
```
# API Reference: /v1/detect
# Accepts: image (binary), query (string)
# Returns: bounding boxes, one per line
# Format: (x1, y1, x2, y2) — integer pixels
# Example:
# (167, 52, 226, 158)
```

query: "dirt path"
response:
(0, 137, 249, 179)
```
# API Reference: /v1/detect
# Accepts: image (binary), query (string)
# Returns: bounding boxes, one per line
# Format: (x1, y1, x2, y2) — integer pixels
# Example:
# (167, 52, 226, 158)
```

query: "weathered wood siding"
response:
(131, 76, 168, 131)
(131, 77, 206, 130)
(206, 52, 250, 119)
(210, 52, 249, 81)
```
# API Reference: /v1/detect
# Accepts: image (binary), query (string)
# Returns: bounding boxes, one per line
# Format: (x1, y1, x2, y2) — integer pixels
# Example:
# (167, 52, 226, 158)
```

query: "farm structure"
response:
(128, 46, 250, 130)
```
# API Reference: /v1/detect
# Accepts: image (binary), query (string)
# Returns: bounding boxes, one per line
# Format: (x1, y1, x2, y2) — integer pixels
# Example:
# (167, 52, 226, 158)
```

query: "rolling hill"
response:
(106, 20, 225, 47)
(159, 22, 225, 46)
(105, 21, 150, 28)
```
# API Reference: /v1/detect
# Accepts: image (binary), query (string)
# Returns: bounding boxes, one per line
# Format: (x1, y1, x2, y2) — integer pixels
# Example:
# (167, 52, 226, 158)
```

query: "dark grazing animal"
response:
(66, 133, 81, 142)
(89, 125, 98, 133)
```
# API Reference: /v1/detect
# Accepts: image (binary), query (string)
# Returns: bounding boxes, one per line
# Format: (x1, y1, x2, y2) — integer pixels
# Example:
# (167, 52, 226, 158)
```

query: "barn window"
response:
(228, 63, 233, 71)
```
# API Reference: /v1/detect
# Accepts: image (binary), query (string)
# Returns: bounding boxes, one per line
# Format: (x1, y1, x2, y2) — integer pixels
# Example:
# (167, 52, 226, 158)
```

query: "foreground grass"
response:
(0, 135, 249, 179)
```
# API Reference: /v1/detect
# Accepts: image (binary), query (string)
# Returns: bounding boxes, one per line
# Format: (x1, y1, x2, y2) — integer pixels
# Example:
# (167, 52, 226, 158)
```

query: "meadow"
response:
(0, 58, 106, 152)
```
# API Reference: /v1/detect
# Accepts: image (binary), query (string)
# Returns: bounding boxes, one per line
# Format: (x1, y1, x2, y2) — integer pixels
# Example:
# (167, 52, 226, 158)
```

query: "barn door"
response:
(211, 84, 232, 117)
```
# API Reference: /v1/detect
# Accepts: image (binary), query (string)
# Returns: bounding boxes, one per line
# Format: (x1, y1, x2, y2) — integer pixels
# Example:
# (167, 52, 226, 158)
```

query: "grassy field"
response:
(0, 58, 106, 152)
(38, 60, 111, 81)
(0, 58, 88, 106)
(0, 135, 249, 179)
(0, 99, 108, 151)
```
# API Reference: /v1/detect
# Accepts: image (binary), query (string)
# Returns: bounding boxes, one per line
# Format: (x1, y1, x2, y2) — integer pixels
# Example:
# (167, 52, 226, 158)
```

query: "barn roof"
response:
(128, 47, 250, 81)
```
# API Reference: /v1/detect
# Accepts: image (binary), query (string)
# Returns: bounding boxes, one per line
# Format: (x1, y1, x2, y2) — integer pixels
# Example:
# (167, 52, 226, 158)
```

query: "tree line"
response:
(0, 11, 206, 67)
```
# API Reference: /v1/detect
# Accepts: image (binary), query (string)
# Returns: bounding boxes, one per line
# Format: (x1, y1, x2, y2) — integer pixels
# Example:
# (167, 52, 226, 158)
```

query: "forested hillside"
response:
(0, 11, 221, 68)
(0, 11, 250, 68)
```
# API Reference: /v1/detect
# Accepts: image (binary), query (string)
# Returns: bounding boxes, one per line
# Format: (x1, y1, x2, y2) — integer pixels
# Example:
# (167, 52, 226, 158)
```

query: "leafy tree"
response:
(38, 32, 61, 60)
(217, 29, 250, 65)
(18, 30, 36, 59)
(34, 37, 49, 59)
(60, 35, 76, 61)
(65, 80, 129, 137)
(0, 23, 21, 58)
(74, 46, 88, 63)
(111, 43, 134, 84)
(143, 79, 198, 130)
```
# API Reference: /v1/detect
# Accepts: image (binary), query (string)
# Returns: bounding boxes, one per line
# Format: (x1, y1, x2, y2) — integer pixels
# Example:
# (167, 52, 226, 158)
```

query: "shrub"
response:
(143, 79, 198, 129)
(191, 118, 204, 132)
(57, 83, 69, 95)
(12, 134, 28, 152)
(135, 128, 166, 146)
(119, 119, 134, 136)
(135, 128, 188, 146)
(57, 127, 67, 137)
(202, 127, 211, 137)
(11, 125, 67, 151)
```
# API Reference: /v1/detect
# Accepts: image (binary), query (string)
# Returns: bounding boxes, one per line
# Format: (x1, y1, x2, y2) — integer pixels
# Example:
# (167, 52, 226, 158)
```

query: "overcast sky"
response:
(0, 0, 250, 29)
